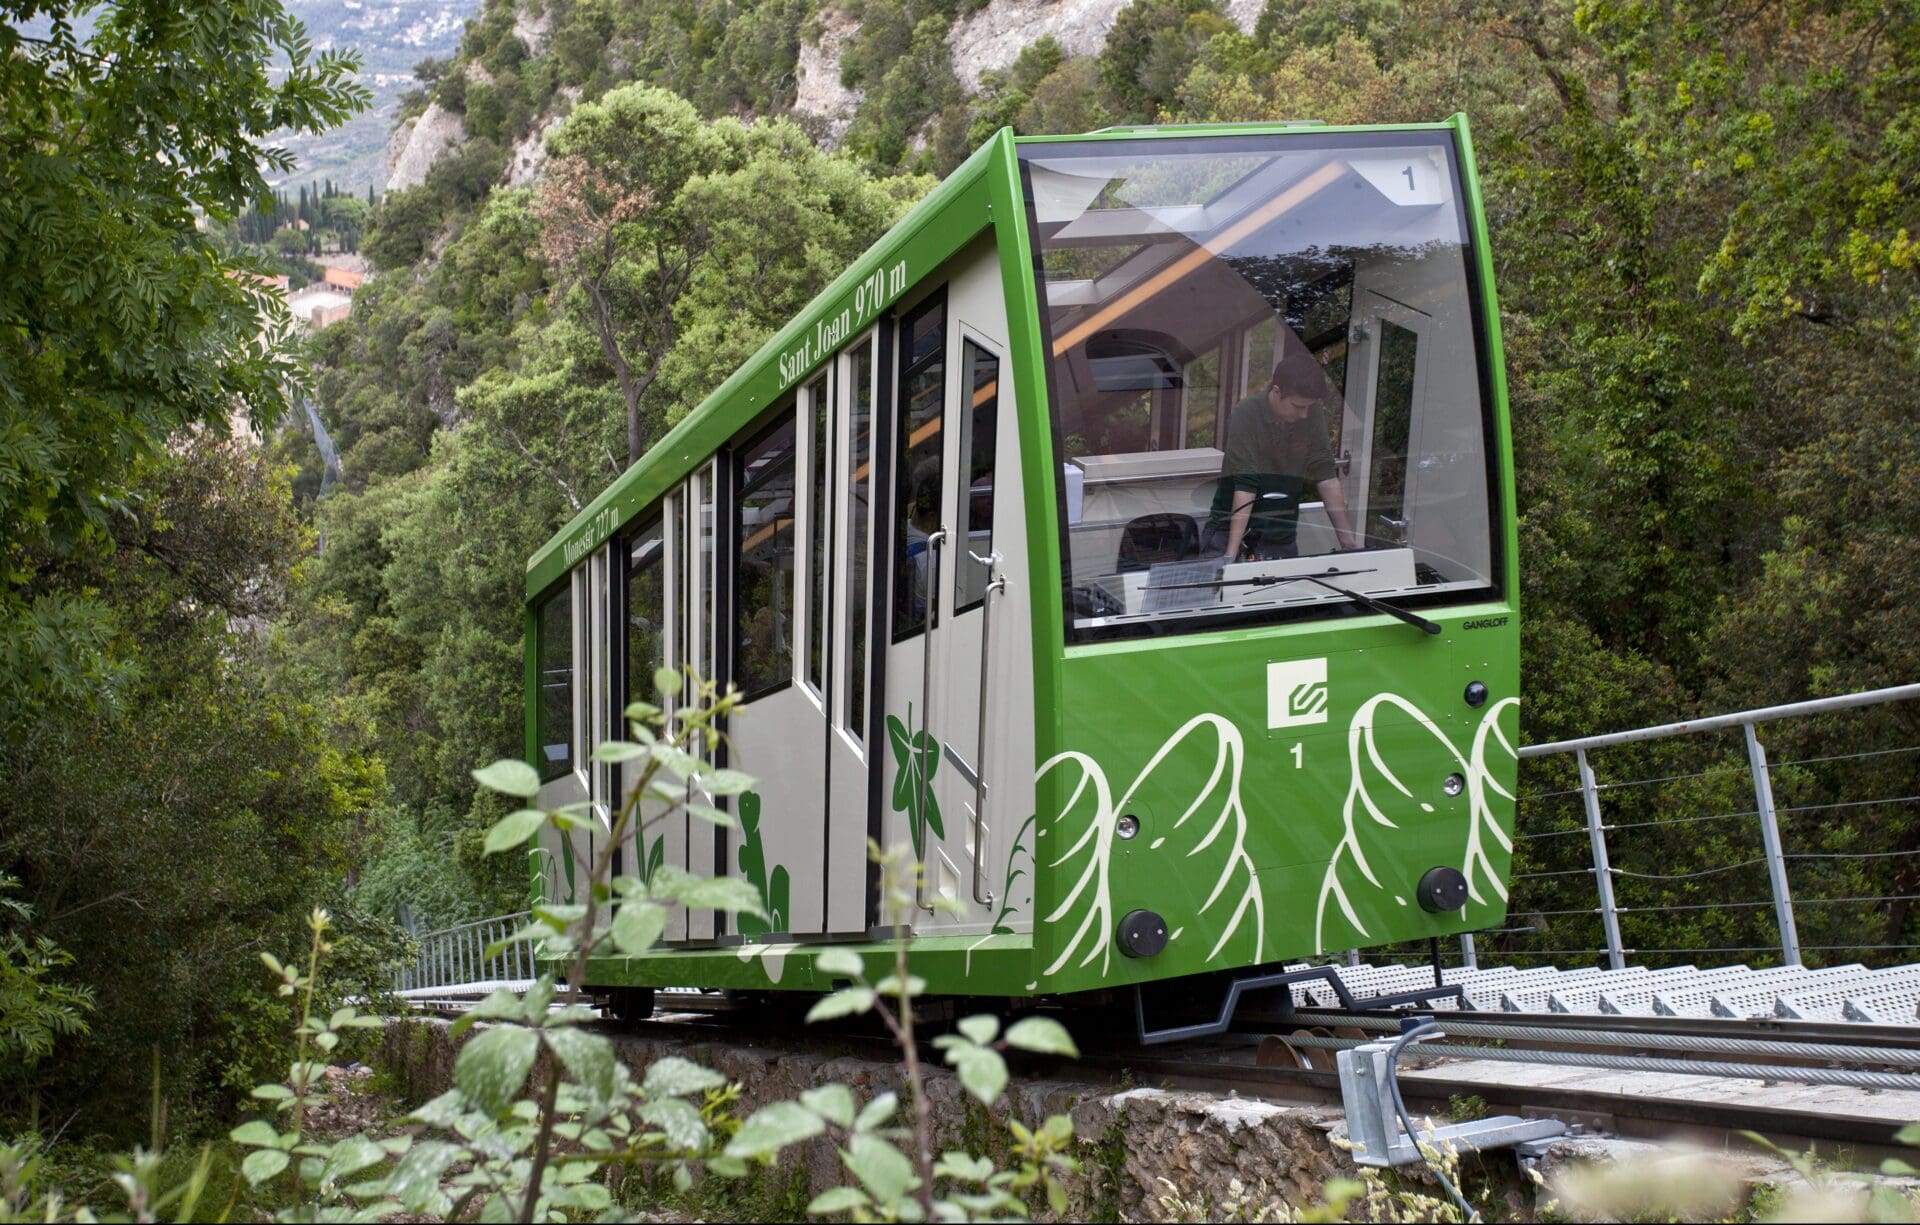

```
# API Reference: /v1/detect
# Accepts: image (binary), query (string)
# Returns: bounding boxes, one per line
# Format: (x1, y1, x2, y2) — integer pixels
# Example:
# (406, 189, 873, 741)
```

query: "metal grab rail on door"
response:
(968, 549, 1004, 907)
(914, 529, 946, 911)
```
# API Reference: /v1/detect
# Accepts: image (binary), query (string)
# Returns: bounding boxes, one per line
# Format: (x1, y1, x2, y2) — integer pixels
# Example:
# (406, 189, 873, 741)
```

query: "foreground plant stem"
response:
(520, 699, 709, 1223)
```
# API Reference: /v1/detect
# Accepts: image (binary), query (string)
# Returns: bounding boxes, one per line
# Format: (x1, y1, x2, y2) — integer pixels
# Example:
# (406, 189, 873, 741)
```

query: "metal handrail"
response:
(1510, 683, 1919, 971)
(395, 911, 534, 994)
(1519, 684, 1920, 758)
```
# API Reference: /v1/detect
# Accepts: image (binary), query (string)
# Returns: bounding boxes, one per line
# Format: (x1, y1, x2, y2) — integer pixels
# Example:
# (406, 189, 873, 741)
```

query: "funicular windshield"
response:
(1020, 132, 1498, 638)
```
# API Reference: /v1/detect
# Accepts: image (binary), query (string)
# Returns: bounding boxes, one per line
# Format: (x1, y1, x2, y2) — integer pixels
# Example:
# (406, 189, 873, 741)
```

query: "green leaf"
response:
(1898, 1123, 1920, 1146)
(855, 1092, 898, 1134)
(945, 1043, 1008, 1106)
(452, 987, 534, 1036)
(240, 1148, 289, 1187)
(654, 666, 683, 697)
(484, 808, 547, 854)
(624, 700, 661, 721)
(806, 987, 875, 1022)
(592, 739, 650, 763)
(935, 1152, 994, 1182)
(957, 1015, 998, 1045)
(808, 1186, 871, 1215)
(321, 1134, 386, 1187)
(640, 1098, 709, 1152)
(1004, 1016, 1079, 1057)
(873, 974, 925, 998)
(801, 1084, 856, 1129)
(725, 1101, 826, 1159)
(250, 1083, 293, 1101)
(408, 1090, 469, 1129)
(643, 1056, 727, 1098)
(472, 759, 542, 799)
(696, 767, 756, 795)
(384, 1139, 461, 1212)
(611, 901, 668, 956)
(554, 1183, 613, 1211)
(846, 1133, 917, 1205)
(686, 802, 739, 829)
(230, 1119, 281, 1149)
(534, 903, 587, 928)
(454, 1026, 541, 1116)
(674, 875, 769, 916)
(545, 1027, 617, 1104)
(1883, 1158, 1919, 1177)
(815, 948, 864, 978)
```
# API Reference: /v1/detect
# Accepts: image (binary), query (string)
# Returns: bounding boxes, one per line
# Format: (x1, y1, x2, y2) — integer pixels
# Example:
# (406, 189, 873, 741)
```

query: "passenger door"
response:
(1341, 290, 1430, 547)
(824, 335, 882, 934)
(879, 283, 1020, 932)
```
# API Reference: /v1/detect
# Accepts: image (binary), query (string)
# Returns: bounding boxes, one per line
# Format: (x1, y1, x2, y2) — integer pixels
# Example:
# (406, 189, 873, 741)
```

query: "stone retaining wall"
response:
(380, 1017, 1427, 1220)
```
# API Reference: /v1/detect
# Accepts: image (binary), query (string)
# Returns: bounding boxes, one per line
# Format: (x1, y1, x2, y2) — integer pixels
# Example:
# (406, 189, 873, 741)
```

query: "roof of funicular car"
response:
(523, 116, 1481, 600)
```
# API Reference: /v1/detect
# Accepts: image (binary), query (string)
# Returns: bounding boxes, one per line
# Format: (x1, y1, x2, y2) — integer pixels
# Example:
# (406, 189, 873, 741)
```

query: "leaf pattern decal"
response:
(1037, 714, 1264, 978)
(1315, 695, 1519, 953)
(886, 703, 943, 860)
(734, 790, 790, 937)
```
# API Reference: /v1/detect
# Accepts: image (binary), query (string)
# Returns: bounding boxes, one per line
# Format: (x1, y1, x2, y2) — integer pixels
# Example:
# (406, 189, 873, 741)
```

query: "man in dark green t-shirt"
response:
(1207, 348, 1358, 560)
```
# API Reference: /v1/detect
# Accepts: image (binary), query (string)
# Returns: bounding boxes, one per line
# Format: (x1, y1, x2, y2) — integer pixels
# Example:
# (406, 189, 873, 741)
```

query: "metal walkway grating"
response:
(1299, 961, 1920, 1025)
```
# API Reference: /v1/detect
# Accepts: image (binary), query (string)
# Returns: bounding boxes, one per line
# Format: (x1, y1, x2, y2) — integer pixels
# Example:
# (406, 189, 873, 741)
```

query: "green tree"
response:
(0, 0, 367, 709)
(1099, 0, 1236, 120)
(0, 435, 381, 1135)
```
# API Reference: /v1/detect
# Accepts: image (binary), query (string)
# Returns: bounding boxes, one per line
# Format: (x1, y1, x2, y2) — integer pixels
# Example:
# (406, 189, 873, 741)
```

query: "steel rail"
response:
(1070, 1046, 1920, 1151)
(1289, 1012, 1920, 1065)
(1275, 1034, 1920, 1091)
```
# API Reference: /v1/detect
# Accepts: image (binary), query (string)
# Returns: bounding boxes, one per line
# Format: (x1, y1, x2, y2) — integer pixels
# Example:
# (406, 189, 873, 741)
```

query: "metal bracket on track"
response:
(1132, 966, 1466, 1045)
(1337, 1039, 1567, 1168)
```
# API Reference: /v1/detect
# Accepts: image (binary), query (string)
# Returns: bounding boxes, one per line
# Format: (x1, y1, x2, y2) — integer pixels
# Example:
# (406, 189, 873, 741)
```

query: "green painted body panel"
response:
(526, 118, 1520, 1003)
(1033, 605, 1518, 994)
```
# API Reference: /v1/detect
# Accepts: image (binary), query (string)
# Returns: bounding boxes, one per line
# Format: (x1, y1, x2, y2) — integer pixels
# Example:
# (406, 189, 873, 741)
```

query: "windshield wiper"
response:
(1146, 566, 1442, 635)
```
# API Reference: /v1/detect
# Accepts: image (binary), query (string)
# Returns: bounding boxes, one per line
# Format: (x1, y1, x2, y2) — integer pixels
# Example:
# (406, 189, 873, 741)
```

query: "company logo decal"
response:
(1267, 658, 1330, 729)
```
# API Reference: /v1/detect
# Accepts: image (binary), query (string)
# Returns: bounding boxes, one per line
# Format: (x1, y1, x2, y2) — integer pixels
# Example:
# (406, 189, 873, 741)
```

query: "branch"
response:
(496, 422, 583, 511)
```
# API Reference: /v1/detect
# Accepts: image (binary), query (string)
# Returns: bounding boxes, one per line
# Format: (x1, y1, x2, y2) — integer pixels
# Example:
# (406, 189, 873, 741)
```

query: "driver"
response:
(1205, 346, 1358, 561)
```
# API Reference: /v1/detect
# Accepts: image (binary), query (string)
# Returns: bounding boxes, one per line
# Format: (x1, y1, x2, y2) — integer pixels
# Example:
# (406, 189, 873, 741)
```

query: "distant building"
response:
(288, 285, 353, 330)
(322, 266, 365, 293)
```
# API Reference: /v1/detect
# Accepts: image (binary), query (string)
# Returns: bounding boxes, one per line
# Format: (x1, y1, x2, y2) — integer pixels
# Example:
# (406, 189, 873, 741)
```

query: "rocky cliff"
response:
(384, 101, 468, 192)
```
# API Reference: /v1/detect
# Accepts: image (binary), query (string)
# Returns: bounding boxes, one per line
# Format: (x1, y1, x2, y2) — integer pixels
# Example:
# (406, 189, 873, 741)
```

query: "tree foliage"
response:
(0, 0, 367, 709)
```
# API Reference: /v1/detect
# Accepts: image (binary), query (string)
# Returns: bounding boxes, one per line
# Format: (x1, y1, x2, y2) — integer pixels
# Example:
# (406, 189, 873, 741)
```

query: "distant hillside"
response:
(272, 0, 483, 194)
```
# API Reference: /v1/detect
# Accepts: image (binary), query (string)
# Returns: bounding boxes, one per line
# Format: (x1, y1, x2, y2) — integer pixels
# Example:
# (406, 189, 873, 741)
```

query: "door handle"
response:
(968, 549, 1004, 908)
(914, 528, 946, 911)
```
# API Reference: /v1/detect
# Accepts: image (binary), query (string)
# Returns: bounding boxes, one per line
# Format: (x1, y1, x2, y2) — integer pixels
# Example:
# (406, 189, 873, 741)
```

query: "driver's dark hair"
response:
(1270, 346, 1322, 391)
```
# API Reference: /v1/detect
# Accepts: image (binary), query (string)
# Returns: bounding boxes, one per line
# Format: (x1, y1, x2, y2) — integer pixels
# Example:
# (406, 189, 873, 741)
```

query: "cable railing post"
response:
(1744, 720, 1801, 966)
(1458, 933, 1477, 969)
(1577, 748, 1627, 971)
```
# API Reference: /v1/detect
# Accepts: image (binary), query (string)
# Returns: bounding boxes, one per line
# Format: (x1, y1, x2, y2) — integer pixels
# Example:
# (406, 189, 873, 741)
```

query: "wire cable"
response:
(1384, 1018, 1479, 1223)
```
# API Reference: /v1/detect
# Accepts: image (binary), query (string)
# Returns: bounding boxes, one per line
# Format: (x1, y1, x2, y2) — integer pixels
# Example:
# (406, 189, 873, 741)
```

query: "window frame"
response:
(1017, 130, 1509, 645)
(952, 331, 1003, 617)
(534, 580, 576, 783)
(889, 287, 948, 645)
(732, 403, 802, 703)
